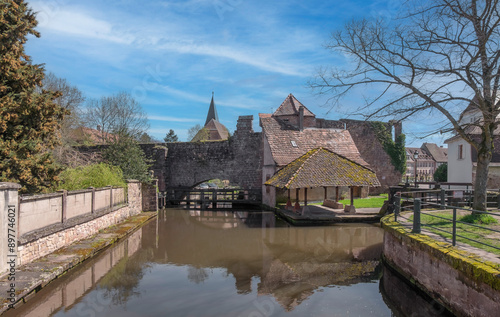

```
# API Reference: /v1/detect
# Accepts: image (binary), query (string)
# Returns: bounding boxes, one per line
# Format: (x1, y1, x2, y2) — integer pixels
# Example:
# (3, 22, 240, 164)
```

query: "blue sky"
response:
(25, 0, 447, 146)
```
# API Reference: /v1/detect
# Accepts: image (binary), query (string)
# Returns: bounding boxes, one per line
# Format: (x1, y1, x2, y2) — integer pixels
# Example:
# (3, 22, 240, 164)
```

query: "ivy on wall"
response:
(371, 122, 406, 174)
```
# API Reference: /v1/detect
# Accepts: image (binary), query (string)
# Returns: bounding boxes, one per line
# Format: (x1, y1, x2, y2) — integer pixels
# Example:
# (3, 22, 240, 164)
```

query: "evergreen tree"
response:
(0, 1, 66, 193)
(103, 136, 151, 182)
(164, 129, 178, 142)
(433, 164, 447, 182)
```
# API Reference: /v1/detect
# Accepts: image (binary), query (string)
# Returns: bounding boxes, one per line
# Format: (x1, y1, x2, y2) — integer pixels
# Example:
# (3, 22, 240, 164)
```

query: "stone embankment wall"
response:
(381, 215, 500, 317)
(0, 180, 147, 274)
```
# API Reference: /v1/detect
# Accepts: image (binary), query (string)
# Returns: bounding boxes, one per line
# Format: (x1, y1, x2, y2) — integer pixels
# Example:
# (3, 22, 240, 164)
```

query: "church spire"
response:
(205, 91, 219, 126)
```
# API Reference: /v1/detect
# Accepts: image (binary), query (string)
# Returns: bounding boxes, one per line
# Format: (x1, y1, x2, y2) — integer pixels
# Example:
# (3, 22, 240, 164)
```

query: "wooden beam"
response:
(305, 188, 308, 206)
(350, 187, 354, 206)
(324, 187, 327, 200)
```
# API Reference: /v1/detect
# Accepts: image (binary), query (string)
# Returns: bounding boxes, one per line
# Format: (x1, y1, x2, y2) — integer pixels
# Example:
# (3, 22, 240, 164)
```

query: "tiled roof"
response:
(205, 93, 219, 126)
(265, 148, 380, 189)
(406, 147, 433, 161)
(73, 127, 117, 144)
(192, 118, 229, 141)
(260, 114, 369, 167)
(273, 94, 315, 117)
(422, 143, 447, 163)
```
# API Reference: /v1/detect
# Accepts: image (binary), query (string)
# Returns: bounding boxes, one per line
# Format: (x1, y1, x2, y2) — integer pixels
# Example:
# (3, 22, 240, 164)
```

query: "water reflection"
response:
(6, 209, 444, 316)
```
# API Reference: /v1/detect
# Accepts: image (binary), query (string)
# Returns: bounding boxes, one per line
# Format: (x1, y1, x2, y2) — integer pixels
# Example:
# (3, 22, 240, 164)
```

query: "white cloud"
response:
(30, 2, 134, 44)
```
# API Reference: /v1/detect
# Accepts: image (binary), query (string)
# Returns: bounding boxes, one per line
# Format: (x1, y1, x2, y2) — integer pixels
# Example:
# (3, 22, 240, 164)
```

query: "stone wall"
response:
(382, 216, 500, 317)
(17, 181, 142, 266)
(164, 131, 262, 189)
(141, 179, 158, 212)
(318, 119, 402, 194)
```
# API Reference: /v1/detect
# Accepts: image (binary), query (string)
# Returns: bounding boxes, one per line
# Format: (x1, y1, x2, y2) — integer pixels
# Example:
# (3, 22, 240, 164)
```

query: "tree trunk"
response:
(473, 150, 492, 212)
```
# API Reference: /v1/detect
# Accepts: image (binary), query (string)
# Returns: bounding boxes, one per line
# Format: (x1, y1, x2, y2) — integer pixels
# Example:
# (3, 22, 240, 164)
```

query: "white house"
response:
(445, 98, 500, 188)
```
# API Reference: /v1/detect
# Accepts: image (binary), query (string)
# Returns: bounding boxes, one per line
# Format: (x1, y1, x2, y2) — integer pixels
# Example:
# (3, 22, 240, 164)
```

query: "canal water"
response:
(6, 209, 450, 317)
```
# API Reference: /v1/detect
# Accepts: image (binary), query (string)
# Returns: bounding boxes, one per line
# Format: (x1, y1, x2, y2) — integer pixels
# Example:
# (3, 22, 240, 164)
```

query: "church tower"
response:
(191, 92, 229, 141)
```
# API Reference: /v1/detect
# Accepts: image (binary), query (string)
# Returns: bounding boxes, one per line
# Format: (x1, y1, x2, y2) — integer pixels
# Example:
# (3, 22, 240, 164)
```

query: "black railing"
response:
(393, 190, 500, 252)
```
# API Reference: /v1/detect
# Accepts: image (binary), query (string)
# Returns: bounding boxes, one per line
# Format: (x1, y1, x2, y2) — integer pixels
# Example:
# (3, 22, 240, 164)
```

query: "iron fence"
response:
(393, 189, 500, 252)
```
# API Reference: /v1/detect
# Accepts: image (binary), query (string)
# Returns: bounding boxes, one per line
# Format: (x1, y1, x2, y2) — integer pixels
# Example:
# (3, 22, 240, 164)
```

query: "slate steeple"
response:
(205, 92, 219, 126)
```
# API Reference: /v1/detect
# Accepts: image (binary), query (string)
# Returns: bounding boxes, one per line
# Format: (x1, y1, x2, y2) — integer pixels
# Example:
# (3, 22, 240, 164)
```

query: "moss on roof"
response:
(265, 147, 381, 189)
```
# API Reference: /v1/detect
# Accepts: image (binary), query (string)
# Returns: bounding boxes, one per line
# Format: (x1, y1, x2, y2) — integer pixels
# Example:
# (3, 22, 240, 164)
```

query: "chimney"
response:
(299, 106, 304, 131)
(236, 115, 254, 134)
(392, 121, 402, 141)
(97, 125, 101, 132)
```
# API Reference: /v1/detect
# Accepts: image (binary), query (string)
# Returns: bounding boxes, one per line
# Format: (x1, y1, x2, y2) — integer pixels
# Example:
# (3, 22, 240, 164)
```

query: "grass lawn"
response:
(409, 210, 500, 257)
(338, 194, 388, 208)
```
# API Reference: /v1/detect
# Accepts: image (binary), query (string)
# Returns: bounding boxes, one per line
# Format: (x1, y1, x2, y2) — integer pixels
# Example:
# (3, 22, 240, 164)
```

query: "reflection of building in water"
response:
(150, 210, 383, 311)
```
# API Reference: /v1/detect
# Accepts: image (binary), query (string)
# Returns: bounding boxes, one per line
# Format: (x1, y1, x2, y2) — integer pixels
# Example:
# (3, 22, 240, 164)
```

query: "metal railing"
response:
(394, 189, 500, 251)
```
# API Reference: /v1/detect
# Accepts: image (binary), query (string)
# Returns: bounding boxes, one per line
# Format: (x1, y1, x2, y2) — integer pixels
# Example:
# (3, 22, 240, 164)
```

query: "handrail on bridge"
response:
(393, 189, 500, 252)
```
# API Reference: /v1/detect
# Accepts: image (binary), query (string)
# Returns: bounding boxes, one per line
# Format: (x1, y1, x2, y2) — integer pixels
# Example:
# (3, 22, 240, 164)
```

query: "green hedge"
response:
(57, 163, 127, 191)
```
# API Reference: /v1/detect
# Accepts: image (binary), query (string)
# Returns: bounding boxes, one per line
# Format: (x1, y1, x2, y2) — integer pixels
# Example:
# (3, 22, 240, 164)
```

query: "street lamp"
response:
(414, 150, 419, 188)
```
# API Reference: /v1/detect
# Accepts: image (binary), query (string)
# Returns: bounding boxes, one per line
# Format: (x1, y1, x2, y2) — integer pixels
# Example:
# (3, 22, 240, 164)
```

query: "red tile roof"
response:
(273, 94, 315, 117)
(265, 147, 380, 189)
(260, 114, 369, 168)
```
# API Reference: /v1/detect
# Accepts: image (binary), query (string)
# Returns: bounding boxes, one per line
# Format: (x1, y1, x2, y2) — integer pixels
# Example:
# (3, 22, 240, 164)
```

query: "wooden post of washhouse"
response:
(304, 188, 308, 206)
(336, 186, 339, 202)
(324, 187, 327, 200)
(350, 187, 354, 206)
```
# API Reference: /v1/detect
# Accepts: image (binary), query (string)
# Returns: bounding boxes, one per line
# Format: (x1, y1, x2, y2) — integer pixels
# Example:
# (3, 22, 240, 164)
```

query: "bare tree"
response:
(85, 92, 149, 140)
(42, 73, 85, 126)
(41, 73, 94, 166)
(187, 124, 208, 142)
(310, 0, 500, 211)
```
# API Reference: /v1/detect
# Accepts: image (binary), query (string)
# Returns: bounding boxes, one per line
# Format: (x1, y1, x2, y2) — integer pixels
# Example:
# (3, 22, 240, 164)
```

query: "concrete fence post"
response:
(89, 187, 95, 213)
(0, 183, 21, 275)
(57, 189, 67, 223)
(109, 186, 113, 209)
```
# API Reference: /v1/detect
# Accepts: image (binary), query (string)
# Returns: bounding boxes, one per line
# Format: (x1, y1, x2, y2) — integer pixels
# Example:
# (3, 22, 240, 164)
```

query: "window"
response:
(458, 144, 464, 159)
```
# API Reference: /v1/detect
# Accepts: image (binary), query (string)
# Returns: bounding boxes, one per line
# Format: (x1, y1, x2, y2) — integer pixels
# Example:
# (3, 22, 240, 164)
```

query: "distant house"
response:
(445, 98, 500, 187)
(259, 94, 400, 206)
(192, 93, 229, 141)
(405, 143, 448, 181)
(70, 126, 117, 145)
(421, 143, 448, 168)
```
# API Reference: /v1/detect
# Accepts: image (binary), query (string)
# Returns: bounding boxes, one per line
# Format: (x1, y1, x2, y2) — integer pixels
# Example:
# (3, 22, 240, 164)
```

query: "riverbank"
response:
(0, 212, 156, 315)
(381, 213, 500, 316)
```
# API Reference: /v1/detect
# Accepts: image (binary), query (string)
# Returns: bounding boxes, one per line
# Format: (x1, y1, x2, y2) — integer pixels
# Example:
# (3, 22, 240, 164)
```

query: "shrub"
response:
(103, 137, 151, 182)
(460, 213, 498, 225)
(57, 163, 127, 191)
(434, 164, 447, 182)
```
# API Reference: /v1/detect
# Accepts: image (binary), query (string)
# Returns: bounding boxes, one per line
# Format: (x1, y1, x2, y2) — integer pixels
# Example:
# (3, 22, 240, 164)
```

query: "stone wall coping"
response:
(127, 179, 140, 183)
(20, 192, 63, 201)
(0, 182, 21, 190)
(20, 186, 124, 201)
(381, 213, 500, 292)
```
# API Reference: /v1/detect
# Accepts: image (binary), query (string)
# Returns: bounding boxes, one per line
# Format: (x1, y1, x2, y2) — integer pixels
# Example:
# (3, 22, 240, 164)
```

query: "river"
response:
(5, 209, 451, 317)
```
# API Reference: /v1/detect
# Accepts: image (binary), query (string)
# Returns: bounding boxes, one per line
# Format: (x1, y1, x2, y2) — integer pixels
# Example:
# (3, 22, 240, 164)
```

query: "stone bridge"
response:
(142, 117, 263, 192)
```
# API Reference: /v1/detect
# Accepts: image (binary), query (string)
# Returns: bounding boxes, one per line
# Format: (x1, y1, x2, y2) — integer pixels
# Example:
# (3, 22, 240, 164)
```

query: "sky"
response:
(24, 0, 449, 146)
